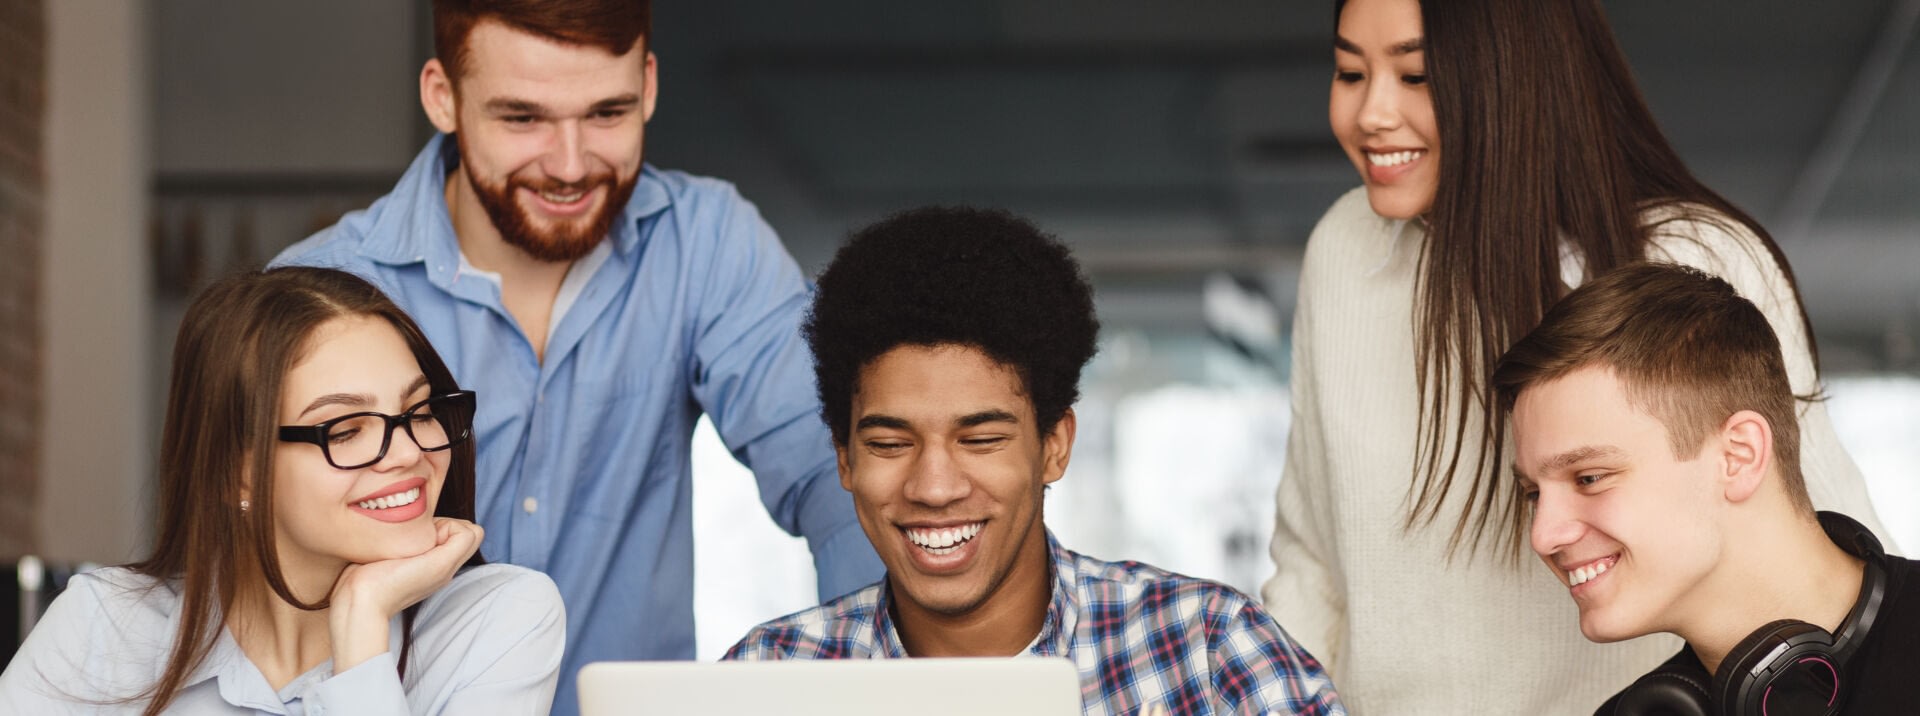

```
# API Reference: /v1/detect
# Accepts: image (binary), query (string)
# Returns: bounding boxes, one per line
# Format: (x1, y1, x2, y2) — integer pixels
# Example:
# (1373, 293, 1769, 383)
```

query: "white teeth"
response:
(357, 487, 421, 511)
(1366, 150, 1424, 167)
(1569, 559, 1612, 587)
(540, 190, 584, 203)
(905, 522, 984, 554)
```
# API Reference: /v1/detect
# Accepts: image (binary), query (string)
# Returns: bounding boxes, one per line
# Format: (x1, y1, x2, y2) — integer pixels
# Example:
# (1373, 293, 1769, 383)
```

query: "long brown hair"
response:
(125, 267, 481, 714)
(1333, 0, 1816, 560)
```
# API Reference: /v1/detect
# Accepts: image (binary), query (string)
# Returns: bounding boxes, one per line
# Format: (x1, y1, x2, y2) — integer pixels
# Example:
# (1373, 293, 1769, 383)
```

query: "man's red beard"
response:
(459, 139, 640, 263)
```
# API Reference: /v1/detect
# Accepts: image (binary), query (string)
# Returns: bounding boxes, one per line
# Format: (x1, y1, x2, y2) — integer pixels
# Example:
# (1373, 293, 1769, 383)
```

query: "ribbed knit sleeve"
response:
(1262, 209, 1348, 676)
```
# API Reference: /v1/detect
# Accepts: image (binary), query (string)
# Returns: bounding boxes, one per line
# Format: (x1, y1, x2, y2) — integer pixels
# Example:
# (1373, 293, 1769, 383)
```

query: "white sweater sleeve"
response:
(1261, 210, 1351, 678)
(1647, 213, 1896, 552)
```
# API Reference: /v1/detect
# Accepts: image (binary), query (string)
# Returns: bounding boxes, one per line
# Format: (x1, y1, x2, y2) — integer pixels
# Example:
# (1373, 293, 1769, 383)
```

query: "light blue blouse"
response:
(0, 563, 565, 715)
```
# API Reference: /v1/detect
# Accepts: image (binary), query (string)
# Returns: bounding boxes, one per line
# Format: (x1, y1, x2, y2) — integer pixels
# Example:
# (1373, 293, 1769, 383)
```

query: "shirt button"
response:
(523, 497, 539, 514)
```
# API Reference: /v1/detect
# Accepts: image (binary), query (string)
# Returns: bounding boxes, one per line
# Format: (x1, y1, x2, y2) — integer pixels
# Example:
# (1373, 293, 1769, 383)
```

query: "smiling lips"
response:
(523, 184, 600, 218)
(1564, 554, 1620, 589)
(348, 477, 429, 524)
(899, 521, 985, 572)
(1363, 148, 1426, 184)
(904, 522, 983, 555)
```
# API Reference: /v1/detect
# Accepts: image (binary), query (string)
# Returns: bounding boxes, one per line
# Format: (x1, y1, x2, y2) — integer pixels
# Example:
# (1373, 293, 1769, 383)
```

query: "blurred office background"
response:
(3, 0, 1917, 661)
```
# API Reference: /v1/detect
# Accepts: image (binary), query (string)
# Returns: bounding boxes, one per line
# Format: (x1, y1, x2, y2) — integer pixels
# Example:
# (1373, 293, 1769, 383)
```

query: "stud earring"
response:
(240, 500, 250, 513)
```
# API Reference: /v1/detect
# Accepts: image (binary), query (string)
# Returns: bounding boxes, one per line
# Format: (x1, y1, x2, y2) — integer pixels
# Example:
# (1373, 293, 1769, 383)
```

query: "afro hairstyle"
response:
(805, 206, 1100, 446)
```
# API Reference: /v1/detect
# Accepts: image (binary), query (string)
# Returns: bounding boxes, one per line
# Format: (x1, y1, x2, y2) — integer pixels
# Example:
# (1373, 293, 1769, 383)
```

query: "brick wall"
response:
(0, 0, 45, 558)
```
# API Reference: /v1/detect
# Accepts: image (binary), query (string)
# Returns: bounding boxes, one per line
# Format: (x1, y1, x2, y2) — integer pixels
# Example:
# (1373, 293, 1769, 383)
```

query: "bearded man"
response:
(271, 3, 881, 714)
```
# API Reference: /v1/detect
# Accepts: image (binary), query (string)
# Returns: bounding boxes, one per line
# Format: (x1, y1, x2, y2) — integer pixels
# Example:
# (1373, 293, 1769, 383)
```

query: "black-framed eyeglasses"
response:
(277, 391, 477, 470)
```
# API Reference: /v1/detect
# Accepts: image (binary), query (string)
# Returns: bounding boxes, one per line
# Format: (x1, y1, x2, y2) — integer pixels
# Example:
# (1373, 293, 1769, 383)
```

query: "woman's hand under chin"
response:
(327, 517, 485, 674)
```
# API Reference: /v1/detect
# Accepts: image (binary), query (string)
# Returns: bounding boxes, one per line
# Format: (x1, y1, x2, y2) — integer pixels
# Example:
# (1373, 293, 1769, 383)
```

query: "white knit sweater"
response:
(1262, 188, 1893, 714)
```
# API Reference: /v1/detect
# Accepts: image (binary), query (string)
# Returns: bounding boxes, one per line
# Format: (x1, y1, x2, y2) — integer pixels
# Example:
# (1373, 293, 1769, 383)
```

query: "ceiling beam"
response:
(1773, 0, 1920, 242)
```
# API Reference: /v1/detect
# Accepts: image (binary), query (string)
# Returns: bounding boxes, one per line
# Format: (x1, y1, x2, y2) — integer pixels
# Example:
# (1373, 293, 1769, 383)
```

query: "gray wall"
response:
(41, 0, 149, 563)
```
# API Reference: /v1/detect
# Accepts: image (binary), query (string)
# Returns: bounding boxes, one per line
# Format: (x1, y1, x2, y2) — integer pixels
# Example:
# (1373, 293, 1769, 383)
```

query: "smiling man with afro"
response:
(806, 206, 1098, 448)
(724, 205, 1345, 716)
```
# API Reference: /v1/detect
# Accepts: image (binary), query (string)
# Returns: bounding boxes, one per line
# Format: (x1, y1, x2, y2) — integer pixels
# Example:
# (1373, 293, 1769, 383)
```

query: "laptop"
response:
(578, 657, 1083, 715)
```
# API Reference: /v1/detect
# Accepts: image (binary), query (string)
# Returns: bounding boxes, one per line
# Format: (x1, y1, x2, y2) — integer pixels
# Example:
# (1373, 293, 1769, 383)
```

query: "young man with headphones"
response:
(1491, 262, 1919, 715)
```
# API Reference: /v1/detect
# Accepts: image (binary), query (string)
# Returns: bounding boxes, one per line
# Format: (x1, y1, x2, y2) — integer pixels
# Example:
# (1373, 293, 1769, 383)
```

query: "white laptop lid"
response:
(578, 658, 1082, 715)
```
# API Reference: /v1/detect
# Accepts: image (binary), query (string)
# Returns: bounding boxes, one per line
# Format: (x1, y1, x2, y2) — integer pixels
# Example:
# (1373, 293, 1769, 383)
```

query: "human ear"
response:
(642, 52, 659, 123)
(1040, 409, 1076, 486)
(420, 58, 460, 135)
(836, 443, 854, 492)
(1719, 410, 1773, 503)
(238, 460, 255, 514)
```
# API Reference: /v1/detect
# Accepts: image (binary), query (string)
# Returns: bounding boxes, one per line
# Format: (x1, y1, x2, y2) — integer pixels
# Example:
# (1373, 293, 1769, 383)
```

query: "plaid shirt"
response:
(725, 531, 1344, 715)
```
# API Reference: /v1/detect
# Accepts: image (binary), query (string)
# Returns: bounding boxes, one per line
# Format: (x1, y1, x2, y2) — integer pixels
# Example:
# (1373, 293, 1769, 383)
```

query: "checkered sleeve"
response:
(721, 586, 885, 661)
(722, 624, 790, 660)
(722, 622, 864, 661)
(1208, 594, 1345, 715)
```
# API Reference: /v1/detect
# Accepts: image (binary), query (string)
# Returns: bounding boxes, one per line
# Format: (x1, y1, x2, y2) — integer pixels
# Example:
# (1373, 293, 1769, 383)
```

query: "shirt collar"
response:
(1030, 529, 1081, 656)
(871, 528, 1079, 658)
(356, 133, 674, 268)
(158, 580, 228, 692)
(164, 590, 283, 711)
(167, 582, 406, 712)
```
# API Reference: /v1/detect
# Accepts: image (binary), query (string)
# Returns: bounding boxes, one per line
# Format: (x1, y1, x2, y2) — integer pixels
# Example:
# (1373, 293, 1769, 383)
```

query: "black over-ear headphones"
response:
(1614, 511, 1887, 716)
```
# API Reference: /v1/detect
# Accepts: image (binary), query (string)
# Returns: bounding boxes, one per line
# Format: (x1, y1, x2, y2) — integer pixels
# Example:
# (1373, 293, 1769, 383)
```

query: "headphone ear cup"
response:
(1614, 664, 1714, 716)
(1712, 619, 1833, 715)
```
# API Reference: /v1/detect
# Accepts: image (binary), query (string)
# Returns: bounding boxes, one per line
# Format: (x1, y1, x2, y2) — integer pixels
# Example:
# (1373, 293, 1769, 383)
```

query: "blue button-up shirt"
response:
(725, 531, 1345, 715)
(271, 135, 883, 715)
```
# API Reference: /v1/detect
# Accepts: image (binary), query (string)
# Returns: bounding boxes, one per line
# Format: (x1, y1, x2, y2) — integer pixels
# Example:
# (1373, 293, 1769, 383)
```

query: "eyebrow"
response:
(403, 375, 431, 400)
(1333, 36, 1426, 57)
(855, 414, 910, 432)
(299, 392, 372, 420)
(484, 94, 642, 117)
(483, 97, 547, 116)
(1516, 445, 1626, 481)
(956, 410, 1019, 428)
(297, 374, 432, 420)
(589, 94, 641, 112)
(854, 409, 1020, 433)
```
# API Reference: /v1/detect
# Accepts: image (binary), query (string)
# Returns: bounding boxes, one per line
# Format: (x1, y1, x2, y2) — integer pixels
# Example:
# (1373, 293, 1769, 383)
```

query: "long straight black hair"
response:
(125, 267, 484, 715)
(1333, 0, 1815, 560)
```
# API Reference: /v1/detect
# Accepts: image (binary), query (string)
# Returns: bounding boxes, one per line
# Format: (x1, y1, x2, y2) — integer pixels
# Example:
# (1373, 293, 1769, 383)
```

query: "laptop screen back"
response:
(578, 657, 1082, 715)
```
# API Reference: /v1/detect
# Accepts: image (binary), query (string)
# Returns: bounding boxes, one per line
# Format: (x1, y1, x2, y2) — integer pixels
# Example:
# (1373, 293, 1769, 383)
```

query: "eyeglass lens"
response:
(325, 396, 462, 468)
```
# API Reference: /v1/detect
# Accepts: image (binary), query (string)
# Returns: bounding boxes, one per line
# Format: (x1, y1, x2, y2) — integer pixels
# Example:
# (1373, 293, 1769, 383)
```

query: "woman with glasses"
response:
(1262, 0, 1891, 712)
(0, 267, 564, 714)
